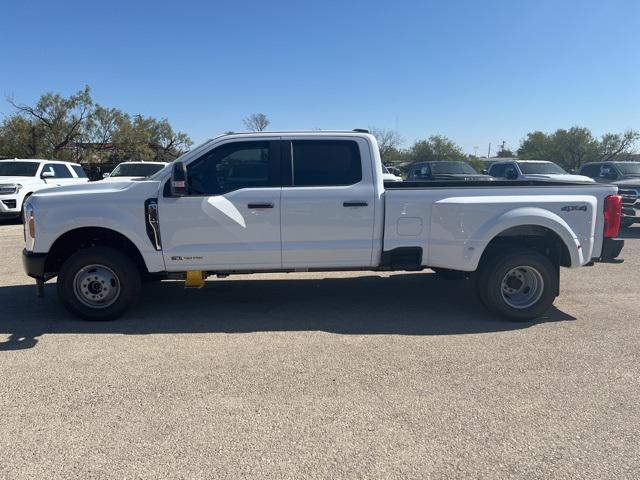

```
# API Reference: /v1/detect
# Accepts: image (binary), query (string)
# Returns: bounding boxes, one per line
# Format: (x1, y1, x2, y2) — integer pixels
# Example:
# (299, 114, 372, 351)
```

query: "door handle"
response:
(248, 202, 274, 209)
(343, 201, 368, 207)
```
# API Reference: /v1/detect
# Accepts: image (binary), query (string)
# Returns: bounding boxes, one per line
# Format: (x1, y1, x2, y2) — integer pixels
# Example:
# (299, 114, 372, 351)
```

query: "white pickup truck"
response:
(22, 131, 624, 321)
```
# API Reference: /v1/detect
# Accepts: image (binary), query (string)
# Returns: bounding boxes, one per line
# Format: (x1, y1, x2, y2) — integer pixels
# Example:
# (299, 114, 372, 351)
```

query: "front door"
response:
(159, 139, 282, 271)
(280, 138, 376, 268)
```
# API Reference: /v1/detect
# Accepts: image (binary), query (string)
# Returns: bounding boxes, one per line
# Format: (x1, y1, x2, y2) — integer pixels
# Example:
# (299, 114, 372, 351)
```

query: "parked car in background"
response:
(0, 159, 88, 219)
(579, 161, 640, 227)
(488, 160, 594, 183)
(102, 161, 169, 182)
(382, 164, 402, 182)
(385, 165, 402, 177)
(22, 131, 623, 322)
(407, 161, 493, 181)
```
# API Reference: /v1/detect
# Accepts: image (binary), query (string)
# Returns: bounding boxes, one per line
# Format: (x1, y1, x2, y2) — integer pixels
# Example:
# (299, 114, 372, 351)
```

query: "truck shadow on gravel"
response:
(0, 272, 575, 350)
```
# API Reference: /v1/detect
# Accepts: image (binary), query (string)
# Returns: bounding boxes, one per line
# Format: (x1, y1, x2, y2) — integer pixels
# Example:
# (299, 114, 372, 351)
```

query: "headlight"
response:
(0, 183, 21, 195)
(24, 202, 35, 249)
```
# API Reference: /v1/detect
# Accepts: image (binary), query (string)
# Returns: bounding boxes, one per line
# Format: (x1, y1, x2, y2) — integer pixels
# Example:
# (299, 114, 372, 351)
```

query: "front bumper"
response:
(0, 196, 20, 216)
(594, 238, 624, 263)
(22, 249, 48, 278)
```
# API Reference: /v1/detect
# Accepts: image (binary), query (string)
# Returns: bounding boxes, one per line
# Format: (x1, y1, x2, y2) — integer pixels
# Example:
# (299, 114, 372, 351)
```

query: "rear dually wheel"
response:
(476, 248, 558, 322)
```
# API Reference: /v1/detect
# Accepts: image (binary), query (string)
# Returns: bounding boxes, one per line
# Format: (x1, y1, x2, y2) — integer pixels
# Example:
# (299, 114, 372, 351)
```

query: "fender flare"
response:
(468, 207, 584, 269)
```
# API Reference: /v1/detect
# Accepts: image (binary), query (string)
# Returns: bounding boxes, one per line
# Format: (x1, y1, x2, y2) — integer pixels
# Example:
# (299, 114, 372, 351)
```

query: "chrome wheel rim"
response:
(500, 266, 544, 309)
(73, 264, 121, 309)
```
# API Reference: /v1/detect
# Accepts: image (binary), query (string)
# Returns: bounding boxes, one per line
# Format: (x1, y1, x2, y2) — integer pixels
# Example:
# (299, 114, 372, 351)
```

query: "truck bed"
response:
(382, 181, 618, 271)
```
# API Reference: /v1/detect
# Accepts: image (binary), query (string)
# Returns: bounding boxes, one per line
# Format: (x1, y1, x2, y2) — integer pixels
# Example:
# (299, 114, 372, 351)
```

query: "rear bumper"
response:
(594, 238, 624, 263)
(22, 249, 47, 278)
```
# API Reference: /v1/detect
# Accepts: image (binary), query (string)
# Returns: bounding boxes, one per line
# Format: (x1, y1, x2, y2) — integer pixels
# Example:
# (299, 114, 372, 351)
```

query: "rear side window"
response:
(71, 165, 87, 178)
(291, 140, 361, 186)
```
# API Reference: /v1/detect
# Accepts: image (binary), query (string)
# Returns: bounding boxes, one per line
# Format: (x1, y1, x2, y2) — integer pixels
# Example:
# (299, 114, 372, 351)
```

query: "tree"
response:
(243, 113, 270, 131)
(518, 127, 600, 170)
(599, 129, 640, 161)
(497, 147, 514, 157)
(408, 135, 465, 163)
(0, 115, 43, 158)
(370, 127, 403, 162)
(1, 87, 192, 163)
(7, 85, 93, 159)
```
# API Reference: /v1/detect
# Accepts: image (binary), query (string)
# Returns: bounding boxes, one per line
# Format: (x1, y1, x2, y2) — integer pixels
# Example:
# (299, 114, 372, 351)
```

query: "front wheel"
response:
(476, 249, 558, 322)
(57, 246, 141, 320)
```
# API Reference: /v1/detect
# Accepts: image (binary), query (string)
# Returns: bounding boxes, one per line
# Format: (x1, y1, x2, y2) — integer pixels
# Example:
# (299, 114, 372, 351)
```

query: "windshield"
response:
(616, 162, 640, 176)
(430, 161, 478, 175)
(518, 162, 567, 175)
(110, 163, 166, 178)
(0, 161, 39, 177)
(382, 165, 390, 173)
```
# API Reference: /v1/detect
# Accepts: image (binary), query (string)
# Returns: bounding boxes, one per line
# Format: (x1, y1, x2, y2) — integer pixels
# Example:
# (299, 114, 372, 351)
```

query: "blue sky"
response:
(1, 0, 639, 155)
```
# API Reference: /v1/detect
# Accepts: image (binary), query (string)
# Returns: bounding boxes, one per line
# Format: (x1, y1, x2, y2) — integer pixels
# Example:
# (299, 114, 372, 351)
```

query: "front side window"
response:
(51, 164, 73, 178)
(489, 164, 507, 178)
(187, 141, 273, 195)
(291, 140, 361, 186)
(71, 165, 88, 178)
(410, 164, 430, 179)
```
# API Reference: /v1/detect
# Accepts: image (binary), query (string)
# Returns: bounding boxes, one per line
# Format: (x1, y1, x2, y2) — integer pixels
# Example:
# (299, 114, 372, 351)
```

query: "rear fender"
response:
(468, 207, 584, 270)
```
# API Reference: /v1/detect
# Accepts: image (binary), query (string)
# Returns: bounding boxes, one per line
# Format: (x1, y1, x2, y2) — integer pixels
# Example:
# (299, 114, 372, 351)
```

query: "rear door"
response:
(159, 139, 283, 271)
(280, 137, 376, 268)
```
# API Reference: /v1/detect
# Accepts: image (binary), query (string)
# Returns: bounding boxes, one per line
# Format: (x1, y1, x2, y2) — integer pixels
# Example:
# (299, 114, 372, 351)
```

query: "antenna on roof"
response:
(352, 128, 369, 133)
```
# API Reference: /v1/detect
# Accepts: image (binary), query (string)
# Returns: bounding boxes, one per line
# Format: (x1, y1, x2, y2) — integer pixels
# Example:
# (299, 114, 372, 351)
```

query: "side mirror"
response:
(102, 172, 110, 179)
(170, 161, 188, 196)
(41, 170, 54, 179)
(482, 169, 488, 175)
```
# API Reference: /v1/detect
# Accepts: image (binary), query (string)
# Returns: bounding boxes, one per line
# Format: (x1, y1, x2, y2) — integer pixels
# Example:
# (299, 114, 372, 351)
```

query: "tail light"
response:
(603, 194, 622, 238)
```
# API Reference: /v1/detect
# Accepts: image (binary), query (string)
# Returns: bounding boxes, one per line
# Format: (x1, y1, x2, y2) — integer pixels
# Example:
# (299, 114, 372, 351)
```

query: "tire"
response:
(476, 248, 558, 322)
(431, 268, 467, 280)
(57, 246, 141, 321)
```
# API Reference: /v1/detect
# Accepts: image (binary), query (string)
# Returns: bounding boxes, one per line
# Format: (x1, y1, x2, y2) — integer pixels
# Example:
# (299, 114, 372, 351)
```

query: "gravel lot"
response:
(1, 220, 639, 479)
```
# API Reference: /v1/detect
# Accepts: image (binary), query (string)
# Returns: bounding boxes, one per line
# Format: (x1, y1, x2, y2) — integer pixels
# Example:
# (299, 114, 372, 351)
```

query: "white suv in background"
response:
(0, 159, 89, 219)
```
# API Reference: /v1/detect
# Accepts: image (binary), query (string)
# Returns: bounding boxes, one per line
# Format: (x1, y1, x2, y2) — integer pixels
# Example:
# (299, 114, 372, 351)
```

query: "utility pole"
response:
(487, 143, 491, 158)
